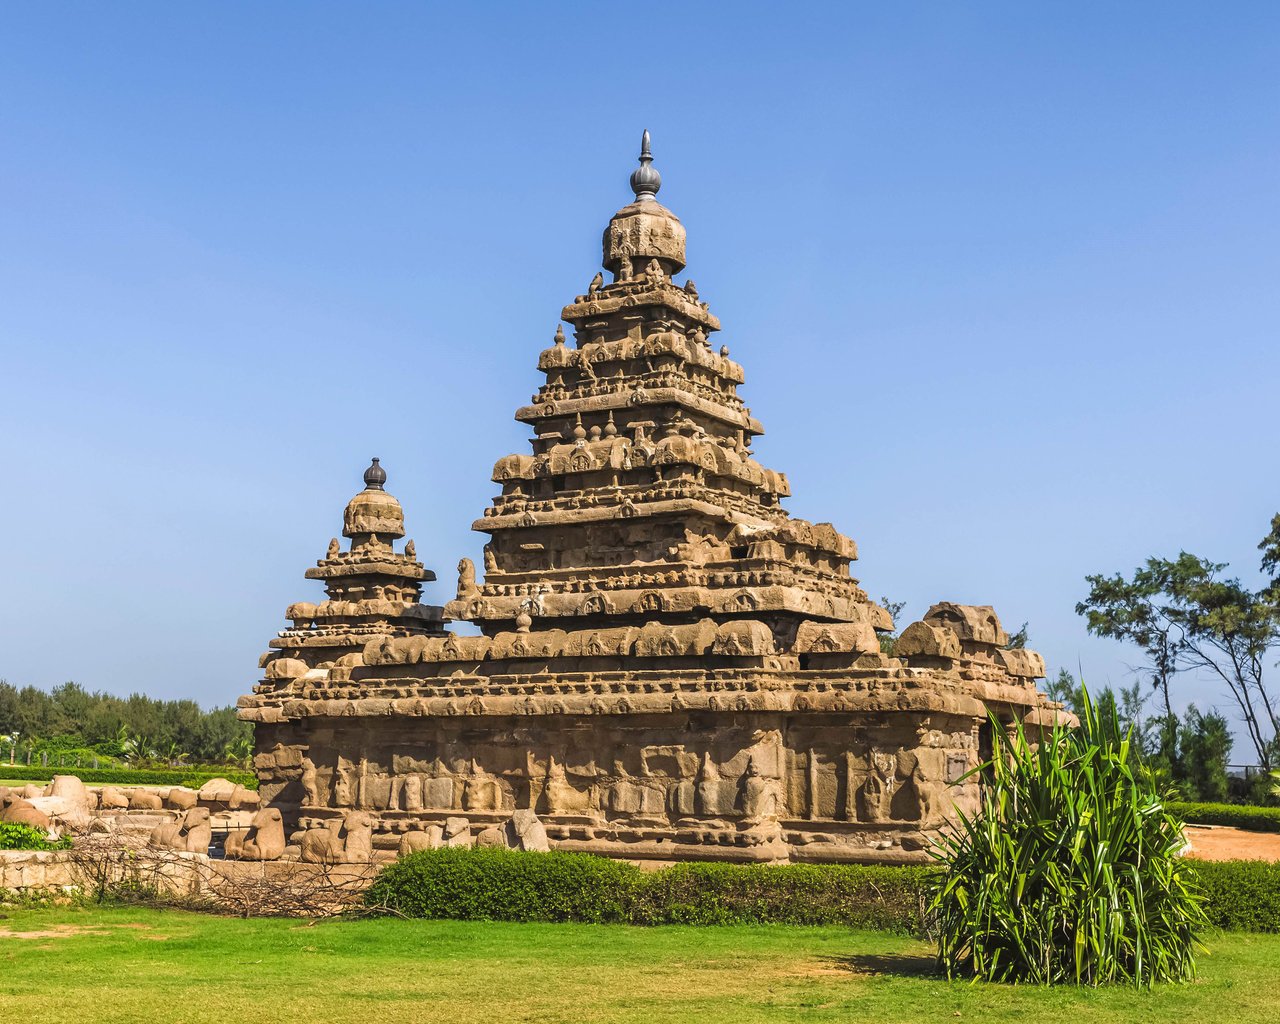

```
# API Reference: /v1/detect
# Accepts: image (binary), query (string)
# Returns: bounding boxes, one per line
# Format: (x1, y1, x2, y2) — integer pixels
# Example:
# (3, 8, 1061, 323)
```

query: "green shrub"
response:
(1168, 801, 1280, 834)
(630, 861, 929, 931)
(0, 822, 72, 851)
(0, 766, 256, 789)
(367, 848, 931, 932)
(930, 694, 1207, 986)
(1189, 860, 1280, 932)
(367, 846, 642, 923)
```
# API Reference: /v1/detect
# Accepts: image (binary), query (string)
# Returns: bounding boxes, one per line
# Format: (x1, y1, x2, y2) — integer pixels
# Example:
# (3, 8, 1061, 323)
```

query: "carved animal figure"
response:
(398, 825, 443, 856)
(501, 814, 547, 849)
(342, 811, 374, 862)
(299, 821, 344, 864)
(224, 807, 286, 861)
(299, 811, 372, 863)
(150, 807, 212, 854)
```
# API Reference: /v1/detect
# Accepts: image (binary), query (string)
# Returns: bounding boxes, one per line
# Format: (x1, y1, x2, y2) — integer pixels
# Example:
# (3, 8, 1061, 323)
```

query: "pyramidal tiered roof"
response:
(443, 131, 887, 653)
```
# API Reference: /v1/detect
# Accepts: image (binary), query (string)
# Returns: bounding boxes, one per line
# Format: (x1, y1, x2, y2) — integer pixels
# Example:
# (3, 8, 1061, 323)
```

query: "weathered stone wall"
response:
(253, 702, 986, 864)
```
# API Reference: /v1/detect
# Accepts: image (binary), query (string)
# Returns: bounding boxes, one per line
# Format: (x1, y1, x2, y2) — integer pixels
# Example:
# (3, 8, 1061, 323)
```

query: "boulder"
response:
(167, 788, 198, 811)
(48, 775, 90, 806)
(128, 790, 164, 811)
(197, 777, 236, 804)
(99, 786, 129, 810)
(228, 786, 260, 810)
(30, 795, 90, 828)
(0, 795, 51, 830)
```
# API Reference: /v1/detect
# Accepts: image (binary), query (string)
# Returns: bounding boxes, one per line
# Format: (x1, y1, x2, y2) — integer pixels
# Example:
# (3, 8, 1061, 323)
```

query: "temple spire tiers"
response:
(240, 140, 1066, 867)
(451, 130, 870, 644)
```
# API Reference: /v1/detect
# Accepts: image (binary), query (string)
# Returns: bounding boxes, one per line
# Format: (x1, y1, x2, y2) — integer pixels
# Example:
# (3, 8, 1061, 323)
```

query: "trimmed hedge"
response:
(365, 848, 1279, 935)
(367, 846, 641, 923)
(0, 766, 257, 789)
(0, 822, 72, 851)
(628, 861, 930, 929)
(366, 848, 931, 933)
(1192, 860, 1280, 932)
(1170, 801, 1280, 834)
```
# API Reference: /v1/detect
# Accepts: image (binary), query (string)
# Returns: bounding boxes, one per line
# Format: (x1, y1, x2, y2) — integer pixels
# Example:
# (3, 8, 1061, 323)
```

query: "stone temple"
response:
(239, 133, 1062, 864)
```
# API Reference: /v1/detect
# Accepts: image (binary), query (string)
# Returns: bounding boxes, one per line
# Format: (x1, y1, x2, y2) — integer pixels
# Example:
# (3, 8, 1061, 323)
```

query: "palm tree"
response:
(159, 740, 190, 769)
(121, 734, 155, 766)
(223, 735, 253, 770)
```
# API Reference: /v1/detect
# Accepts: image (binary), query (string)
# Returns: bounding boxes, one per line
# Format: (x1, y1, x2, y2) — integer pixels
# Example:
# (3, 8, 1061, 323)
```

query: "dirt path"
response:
(1184, 825, 1280, 862)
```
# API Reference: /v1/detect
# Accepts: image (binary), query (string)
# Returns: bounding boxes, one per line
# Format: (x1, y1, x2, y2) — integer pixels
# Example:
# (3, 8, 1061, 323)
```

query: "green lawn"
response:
(1, 905, 1278, 1023)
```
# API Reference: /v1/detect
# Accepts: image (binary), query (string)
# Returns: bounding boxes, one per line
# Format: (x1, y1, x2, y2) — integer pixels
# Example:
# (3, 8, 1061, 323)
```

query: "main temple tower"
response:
(241, 135, 1063, 863)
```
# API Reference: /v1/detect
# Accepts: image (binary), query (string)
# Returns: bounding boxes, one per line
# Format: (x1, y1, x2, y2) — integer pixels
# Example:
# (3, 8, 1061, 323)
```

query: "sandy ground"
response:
(1184, 825, 1280, 862)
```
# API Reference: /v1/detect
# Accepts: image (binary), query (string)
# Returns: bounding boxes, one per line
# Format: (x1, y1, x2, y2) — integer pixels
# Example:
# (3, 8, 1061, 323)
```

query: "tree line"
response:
(0, 680, 251, 766)
(1072, 512, 1280, 803)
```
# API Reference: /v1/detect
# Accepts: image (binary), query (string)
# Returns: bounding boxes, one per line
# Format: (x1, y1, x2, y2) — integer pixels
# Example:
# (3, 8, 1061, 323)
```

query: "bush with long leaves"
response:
(929, 690, 1207, 986)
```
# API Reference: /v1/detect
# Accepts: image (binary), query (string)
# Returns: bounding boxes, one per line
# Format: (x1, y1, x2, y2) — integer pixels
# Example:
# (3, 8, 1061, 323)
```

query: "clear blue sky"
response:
(2, 4, 1276, 759)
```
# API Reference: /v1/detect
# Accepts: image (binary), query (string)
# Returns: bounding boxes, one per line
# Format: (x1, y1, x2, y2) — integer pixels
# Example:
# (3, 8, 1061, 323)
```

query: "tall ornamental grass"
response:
(930, 692, 1207, 986)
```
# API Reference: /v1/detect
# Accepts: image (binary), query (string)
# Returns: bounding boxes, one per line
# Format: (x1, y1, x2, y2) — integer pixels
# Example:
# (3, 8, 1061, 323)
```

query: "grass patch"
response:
(0, 904, 1278, 1023)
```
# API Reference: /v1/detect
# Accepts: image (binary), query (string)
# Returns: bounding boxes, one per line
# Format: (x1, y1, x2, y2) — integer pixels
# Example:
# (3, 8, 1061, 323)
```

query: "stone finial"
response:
(554, 324, 566, 345)
(630, 129, 661, 202)
(363, 457, 387, 491)
(603, 133, 686, 276)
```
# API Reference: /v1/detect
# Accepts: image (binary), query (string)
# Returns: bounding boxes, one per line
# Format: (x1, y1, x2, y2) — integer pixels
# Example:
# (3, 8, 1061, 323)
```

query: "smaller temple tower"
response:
(252, 459, 446, 817)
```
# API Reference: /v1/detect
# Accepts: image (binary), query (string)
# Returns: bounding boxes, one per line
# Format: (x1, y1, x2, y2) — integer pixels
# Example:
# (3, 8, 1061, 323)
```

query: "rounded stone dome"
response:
(342, 458, 405, 539)
(603, 200, 686, 277)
